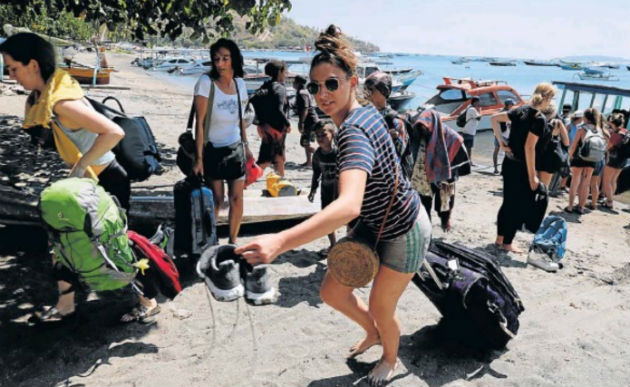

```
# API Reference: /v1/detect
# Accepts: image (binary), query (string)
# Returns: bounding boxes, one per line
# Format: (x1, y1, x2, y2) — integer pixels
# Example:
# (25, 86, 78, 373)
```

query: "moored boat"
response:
(489, 60, 516, 66)
(523, 59, 559, 66)
(418, 77, 525, 130)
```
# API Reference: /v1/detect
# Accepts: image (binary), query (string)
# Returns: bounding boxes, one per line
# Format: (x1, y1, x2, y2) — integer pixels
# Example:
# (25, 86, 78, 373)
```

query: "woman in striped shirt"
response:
(236, 25, 431, 385)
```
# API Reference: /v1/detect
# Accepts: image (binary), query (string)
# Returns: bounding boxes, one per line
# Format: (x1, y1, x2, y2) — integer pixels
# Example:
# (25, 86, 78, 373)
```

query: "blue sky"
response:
(286, 0, 629, 59)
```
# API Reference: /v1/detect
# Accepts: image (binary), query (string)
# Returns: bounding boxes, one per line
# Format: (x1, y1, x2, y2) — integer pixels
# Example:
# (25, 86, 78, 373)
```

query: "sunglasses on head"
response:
(307, 78, 340, 95)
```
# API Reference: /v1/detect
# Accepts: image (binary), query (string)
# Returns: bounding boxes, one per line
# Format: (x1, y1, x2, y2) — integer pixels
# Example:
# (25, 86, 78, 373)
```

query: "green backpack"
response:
(40, 178, 137, 291)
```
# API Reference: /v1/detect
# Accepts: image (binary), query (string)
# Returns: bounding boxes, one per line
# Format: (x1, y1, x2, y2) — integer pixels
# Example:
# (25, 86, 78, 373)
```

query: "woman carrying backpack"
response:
(255, 60, 291, 176)
(0, 33, 160, 323)
(566, 108, 606, 214)
(490, 82, 555, 253)
(191, 38, 252, 244)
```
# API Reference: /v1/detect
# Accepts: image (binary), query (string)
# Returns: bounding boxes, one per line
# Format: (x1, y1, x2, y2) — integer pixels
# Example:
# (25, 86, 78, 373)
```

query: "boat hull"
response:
(61, 67, 112, 85)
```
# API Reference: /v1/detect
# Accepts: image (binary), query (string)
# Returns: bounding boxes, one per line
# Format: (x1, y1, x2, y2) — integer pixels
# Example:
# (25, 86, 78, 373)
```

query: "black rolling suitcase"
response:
(413, 240, 525, 349)
(173, 177, 217, 257)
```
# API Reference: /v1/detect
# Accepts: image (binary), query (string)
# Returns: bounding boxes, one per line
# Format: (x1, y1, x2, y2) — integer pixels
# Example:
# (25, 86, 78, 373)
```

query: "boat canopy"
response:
(553, 81, 630, 128)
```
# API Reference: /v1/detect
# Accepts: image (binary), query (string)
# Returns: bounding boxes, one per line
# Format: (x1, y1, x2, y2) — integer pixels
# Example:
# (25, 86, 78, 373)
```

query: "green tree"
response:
(2, 0, 292, 41)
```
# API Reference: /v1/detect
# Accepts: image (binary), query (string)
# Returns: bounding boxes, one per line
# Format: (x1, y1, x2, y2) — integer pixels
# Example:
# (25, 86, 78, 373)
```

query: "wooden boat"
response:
(60, 64, 114, 85)
(418, 77, 526, 130)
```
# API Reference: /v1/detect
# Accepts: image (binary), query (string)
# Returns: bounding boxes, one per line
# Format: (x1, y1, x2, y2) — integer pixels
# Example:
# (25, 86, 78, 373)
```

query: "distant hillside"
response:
(232, 16, 379, 53)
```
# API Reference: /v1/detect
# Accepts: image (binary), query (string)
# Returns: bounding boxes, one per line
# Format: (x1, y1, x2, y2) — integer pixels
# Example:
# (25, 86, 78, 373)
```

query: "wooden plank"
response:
(129, 193, 321, 226)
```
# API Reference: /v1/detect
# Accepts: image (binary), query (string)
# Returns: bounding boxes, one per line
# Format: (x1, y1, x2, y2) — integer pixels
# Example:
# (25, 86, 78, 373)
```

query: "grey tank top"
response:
(54, 117, 115, 166)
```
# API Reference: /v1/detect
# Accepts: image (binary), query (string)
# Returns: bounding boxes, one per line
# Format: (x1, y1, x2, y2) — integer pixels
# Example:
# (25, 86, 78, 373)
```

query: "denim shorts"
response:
(349, 208, 432, 273)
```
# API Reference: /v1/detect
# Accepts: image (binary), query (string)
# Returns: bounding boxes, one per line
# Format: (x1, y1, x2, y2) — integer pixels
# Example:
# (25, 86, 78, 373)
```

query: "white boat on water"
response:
(178, 59, 213, 75)
(151, 57, 196, 72)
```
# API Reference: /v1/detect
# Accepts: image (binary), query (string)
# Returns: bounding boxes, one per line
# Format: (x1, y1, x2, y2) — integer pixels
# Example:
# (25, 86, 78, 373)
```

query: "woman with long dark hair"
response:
(236, 25, 431, 385)
(191, 38, 252, 244)
(0, 33, 160, 323)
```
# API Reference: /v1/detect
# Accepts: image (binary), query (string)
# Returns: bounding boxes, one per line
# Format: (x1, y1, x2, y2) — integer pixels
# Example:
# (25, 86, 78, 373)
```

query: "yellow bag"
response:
(266, 172, 298, 197)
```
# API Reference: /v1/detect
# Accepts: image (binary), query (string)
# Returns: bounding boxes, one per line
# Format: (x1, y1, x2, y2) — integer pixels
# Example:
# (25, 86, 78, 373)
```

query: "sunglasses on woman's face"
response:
(307, 78, 340, 95)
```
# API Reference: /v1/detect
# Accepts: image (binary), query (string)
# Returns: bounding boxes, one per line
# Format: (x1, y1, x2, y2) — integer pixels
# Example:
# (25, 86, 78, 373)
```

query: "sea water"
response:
(158, 50, 630, 167)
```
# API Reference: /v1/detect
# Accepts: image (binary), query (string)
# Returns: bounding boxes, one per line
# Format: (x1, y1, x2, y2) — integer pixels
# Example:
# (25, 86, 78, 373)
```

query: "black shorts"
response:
(320, 182, 337, 208)
(203, 141, 246, 181)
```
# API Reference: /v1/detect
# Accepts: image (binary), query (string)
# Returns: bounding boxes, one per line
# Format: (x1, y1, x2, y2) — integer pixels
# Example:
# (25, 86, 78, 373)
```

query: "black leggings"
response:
(497, 157, 535, 245)
(420, 183, 455, 228)
(53, 261, 159, 299)
(99, 159, 131, 211)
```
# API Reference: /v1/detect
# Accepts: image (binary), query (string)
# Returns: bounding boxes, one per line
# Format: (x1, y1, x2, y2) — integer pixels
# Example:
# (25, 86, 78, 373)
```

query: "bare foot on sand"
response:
(499, 244, 525, 254)
(367, 358, 398, 386)
(347, 334, 380, 358)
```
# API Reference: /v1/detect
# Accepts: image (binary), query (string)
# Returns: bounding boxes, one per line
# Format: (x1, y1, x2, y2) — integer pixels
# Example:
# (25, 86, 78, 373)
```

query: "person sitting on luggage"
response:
(293, 74, 319, 167)
(0, 32, 131, 210)
(255, 60, 291, 177)
(364, 71, 407, 158)
(191, 38, 252, 244)
(0, 33, 159, 322)
(307, 121, 338, 247)
(236, 25, 432, 386)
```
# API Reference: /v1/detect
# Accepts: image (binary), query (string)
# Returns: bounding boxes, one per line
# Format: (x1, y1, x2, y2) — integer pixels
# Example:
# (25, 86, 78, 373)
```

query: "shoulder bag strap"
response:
(202, 79, 216, 144)
(373, 163, 399, 249)
(234, 78, 244, 141)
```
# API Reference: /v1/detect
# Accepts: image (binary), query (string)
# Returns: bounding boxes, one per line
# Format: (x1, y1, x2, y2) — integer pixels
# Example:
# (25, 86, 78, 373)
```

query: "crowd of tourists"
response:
(1, 24, 628, 387)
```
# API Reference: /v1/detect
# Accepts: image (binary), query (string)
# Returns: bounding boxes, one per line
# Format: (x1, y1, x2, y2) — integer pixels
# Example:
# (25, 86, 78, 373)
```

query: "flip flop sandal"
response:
(563, 206, 575, 214)
(120, 304, 161, 324)
(36, 306, 76, 323)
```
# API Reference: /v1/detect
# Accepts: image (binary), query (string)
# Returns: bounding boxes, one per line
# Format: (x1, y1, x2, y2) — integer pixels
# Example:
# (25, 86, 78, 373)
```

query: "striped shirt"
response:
(337, 105, 420, 240)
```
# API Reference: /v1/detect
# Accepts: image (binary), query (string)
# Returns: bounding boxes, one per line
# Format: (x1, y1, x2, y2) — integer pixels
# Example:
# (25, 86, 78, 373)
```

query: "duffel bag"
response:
(88, 96, 163, 181)
(413, 240, 525, 349)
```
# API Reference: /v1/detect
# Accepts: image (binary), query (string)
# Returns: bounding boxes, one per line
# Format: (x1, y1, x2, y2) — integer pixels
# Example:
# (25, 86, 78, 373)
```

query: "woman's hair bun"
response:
(312, 24, 356, 75)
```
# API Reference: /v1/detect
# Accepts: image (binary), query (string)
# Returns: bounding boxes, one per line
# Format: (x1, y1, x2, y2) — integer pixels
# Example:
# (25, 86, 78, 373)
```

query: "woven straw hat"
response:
(327, 237, 379, 288)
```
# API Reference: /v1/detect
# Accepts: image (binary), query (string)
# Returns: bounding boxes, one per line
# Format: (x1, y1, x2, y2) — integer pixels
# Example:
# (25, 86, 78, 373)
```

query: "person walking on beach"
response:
(565, 108, 606, 215)
(294, 74, 319, 167)
(236, 25, 431, 386)
(0, 33, 159, 322)
(492, 98, 515, 174)
(490, 82, 555, 253)
(602, 113, 628, 209)
(307, 121, 338, 248)
(255, 59, 291, 176)
(192, 38, 252, 244)
(460, 96, 481, 166)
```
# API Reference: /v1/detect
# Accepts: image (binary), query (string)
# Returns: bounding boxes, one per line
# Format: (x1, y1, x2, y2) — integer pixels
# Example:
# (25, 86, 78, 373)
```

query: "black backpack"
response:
(247, 82, 272, 125)
(88, 96, 163, 181)
(456, 107, 469, 128)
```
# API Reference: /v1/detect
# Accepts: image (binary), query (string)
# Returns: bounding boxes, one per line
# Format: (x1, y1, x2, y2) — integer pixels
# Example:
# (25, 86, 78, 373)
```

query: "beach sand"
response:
(1, 52, 629, 387)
